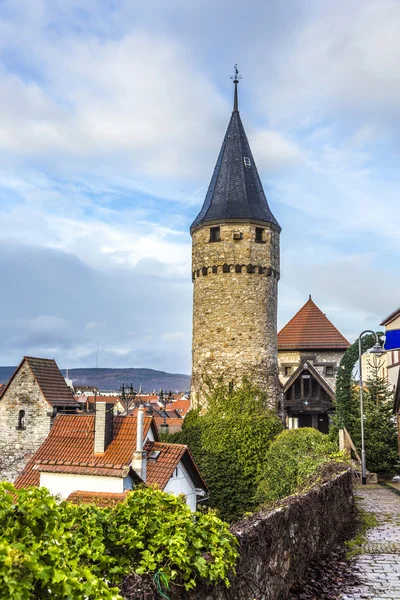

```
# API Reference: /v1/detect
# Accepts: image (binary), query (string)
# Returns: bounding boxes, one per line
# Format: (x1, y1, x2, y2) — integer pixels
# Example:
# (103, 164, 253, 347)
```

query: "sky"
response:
(0, 0, 399, 373)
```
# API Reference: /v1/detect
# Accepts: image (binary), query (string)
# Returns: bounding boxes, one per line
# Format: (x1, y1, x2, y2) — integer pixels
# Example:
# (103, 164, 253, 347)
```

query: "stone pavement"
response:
(341, 485, 400, 600)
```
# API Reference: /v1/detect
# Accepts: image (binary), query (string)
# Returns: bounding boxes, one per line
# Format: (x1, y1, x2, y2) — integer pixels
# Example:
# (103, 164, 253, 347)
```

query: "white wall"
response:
(40, 472, 125, 499)
(164, 461, 198, 512)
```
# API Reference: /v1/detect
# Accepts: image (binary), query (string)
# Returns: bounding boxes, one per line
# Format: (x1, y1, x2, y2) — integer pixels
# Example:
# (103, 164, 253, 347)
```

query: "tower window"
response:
(243, 157, 251, 167)
(255, 227, 265, 243)
(284, 366, 292, 377)
(17, 409, 26, 430)
(209, 226, 220, 242)
(325, 366, 334, 376)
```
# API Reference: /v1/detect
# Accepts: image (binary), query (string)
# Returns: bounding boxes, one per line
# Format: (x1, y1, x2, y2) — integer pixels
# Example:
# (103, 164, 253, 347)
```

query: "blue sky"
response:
(0, 0, 399, 373)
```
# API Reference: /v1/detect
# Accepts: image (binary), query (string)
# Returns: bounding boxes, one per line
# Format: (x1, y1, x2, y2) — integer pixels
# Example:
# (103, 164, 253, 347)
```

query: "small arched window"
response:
(17, 409, 26, 430)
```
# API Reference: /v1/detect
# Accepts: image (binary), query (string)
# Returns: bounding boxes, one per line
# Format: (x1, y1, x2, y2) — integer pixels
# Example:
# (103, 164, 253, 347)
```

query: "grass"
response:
(345, 501, 378, 559)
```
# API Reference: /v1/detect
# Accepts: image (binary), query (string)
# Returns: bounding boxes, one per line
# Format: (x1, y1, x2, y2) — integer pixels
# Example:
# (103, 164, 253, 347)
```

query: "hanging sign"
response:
(384, 329, 400, 351)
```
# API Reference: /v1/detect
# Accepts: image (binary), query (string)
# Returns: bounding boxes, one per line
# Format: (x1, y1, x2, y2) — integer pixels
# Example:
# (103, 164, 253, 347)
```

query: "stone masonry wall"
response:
(191, 223, 280, 407)
(120, 470, 355, 600)
(0, 362, 52, 482)
(278, 350, 346, 391)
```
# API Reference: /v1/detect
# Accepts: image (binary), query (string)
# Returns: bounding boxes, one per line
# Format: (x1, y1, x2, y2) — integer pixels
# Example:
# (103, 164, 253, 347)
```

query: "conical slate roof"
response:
(190, 88, 280, 233)
(278, 297, 350, 350)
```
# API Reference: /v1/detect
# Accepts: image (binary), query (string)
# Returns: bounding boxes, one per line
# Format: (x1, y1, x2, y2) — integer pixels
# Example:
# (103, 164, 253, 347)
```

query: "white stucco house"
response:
(15, 403, 207, 511)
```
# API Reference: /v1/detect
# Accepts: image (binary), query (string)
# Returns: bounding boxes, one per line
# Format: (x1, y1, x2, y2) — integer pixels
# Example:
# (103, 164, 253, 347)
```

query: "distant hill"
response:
(0, 366, 191, 393)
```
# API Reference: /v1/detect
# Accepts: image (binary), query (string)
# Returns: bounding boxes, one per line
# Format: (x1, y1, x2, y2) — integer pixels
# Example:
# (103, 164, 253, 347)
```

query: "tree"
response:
(348, 360, 399, 477)
(167, 380, 283, 522)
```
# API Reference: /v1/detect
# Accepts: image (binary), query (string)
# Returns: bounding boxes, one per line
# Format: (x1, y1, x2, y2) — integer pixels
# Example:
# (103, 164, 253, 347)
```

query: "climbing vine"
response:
(333, 333, 378, 430)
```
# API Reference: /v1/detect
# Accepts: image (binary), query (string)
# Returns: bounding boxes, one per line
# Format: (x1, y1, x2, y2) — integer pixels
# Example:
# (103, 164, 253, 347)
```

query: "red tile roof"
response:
(67, 490, 129, 507)
(278, 297, 350, 350)
(14, 415, 206, 494)
(15, 414, 155, 489)
(144, 441, 207, 491)
(165, 399, 191, 417)
(85, 396, 120, 405)
(1, 357, 77, 407)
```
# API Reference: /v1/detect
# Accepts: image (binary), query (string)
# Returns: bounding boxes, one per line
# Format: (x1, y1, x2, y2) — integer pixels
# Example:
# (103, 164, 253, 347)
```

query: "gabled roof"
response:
(381, 307, 400, 327)
(144, 440, 207, 491)
(278, 297, 350, 351)
(14, 414, 207, 494)
(1, 357, 77, 408)
(15, 414, 157, 488)
(283, 360, 335, 400)
(190, 83, 280, 233)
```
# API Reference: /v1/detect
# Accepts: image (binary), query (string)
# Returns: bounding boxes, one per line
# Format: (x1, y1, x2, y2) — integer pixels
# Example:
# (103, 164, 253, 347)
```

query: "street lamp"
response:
(358, 330, 385, 485)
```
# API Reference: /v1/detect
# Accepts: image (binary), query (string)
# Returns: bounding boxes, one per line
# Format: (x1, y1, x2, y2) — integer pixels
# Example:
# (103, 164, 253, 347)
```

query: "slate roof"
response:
(190, 93, 280, 233)
(1, 357, 77, 408)
(278, 297, 350, 350)
(15, 414, 156, 488)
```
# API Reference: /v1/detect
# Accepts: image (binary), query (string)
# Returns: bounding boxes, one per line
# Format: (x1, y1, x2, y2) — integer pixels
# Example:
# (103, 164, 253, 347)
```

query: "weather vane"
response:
(230, 64, 242, 83)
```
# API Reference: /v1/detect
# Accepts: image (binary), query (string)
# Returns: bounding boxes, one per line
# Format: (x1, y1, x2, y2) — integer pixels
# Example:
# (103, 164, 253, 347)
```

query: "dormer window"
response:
(17, 409, 26, 430)
(209, 226, 220, 242)
(243, 157, 251, 168)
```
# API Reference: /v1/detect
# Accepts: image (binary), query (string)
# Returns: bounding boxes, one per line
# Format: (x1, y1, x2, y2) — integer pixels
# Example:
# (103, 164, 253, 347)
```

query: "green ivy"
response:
(164, 380, 284, 522)
(334, 334, 376, 429)
(0, 484, 238, 599)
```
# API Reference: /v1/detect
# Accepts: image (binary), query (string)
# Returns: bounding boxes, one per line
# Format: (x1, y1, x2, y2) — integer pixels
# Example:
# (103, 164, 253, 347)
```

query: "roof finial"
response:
(309, 294, 312, 300)
(230, 64, 242, 112)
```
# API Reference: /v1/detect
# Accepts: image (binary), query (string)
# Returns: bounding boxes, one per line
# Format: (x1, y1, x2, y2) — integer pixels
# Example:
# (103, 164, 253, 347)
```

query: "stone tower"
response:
(190, 71, 281, 406)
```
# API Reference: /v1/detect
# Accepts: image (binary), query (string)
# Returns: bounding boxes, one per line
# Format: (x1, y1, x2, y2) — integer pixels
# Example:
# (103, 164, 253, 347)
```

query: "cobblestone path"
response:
(341, 485, 400, 600)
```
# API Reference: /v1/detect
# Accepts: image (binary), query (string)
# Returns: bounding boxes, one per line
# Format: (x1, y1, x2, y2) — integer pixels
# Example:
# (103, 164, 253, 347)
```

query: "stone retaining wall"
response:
(121, 470, 355, 600)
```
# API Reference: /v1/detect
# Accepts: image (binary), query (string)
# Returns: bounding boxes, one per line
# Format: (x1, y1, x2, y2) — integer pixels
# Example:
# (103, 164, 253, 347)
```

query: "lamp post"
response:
(358, 330, 385, 485)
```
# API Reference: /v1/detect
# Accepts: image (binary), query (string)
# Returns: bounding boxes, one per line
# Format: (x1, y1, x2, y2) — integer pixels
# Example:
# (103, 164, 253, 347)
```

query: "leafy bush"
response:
(166, 380, 283, 522)
(259, 428, 345, 502)
(0, 484, 238, 599)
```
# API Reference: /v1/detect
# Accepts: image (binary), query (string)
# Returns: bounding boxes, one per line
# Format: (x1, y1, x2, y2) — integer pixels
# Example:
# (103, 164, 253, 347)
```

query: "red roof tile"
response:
(15, 414, 155, 489)
(278, 298, 350, 350)
(145, 441, 207, 491)
(67, 490, 129, 507)
(1, 357, 77, 407)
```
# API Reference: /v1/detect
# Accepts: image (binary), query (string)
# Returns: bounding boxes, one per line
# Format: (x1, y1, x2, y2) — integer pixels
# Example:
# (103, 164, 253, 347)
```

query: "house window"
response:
(17, 409, 26, 430)
(209, 226, 220, 242)
(284, 366, 292, 377)
(325, 366, 334, 377)
(255, 227, 264, 243)
(288, 417, 298, 430)
(175, 467, 179, 477)
(243, 157, 251, 168)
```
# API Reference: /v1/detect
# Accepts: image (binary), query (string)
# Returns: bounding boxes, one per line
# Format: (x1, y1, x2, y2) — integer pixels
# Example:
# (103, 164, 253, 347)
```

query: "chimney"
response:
(131, 405, 147, 482)
(94, 402, 114, 453)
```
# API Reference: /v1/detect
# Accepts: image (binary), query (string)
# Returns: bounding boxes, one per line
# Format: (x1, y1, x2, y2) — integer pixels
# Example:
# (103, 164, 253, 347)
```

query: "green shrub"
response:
(168, 380, 283, 522)
(260, 428, 345, 502)
(0, 484, 238, 599)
